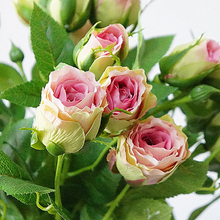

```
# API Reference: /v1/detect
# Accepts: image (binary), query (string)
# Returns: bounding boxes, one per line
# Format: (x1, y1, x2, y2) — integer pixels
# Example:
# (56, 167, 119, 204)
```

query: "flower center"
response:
(54, 80, 88, 106)
(141, 127, 172, 150)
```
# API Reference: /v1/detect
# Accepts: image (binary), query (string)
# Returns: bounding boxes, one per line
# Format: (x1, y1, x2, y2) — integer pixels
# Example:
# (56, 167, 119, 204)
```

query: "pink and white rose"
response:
(34, 64, 106, 154)
(99, 66, 157, 133)
(107, 114, 190, 185)
(74, 24, 129, 80)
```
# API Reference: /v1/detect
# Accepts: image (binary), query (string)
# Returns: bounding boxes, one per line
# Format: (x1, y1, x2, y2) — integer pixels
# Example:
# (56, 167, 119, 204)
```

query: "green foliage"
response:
(0, 176, 54, 205)
(116, 198, 172, 220)
(150, 82, 178, 102)
(125, 158, 208, 200)
(0, 63, 23, 92)
(71, 140, 122, 206)
(1, 1, 219, 219)
(0, 148, 54, 205)
(30, 4, 75, 82)
(188, 196, 220, 220)
(0, 80, 45, 107)
(122, 35, 174, 73)
(0, 150, 28, 180)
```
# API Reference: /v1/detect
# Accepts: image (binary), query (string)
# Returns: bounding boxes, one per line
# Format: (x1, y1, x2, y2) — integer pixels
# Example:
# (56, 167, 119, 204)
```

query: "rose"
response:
(99, 66, 157, 133)
(48, 0, 91, 32)
(34, 64, 106, 155)
(73, 24, 129, 80)
(90, 0, 140, 29)
(107, 115, 190, 185)
(159, 37, 220, 88)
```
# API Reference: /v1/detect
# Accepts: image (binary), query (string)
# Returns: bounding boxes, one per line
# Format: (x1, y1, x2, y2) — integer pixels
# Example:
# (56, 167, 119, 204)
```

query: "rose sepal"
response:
(31, 131, 46, 150)
(163, 66, 218, 89)
(46, 141, 65, 156)
(73, 22, 100, 65)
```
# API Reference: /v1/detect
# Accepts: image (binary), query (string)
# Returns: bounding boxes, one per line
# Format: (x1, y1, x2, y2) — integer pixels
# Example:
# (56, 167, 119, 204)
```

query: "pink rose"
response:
(99, 66, 157, 133)
(107, 115, 191, 185)
(206, 40, 220, 63)
(34, 64, 106, 155)
(73, 24, 129, 80)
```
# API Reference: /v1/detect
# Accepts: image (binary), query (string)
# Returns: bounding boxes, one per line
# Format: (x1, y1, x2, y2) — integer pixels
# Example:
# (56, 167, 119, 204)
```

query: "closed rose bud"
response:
(190, 84, 220, 102)
(34, 64, 106, 155)
(99, 66, 157, 133)
(73, 24, 129, 80)
(159, 37, 220, 88)
(48, 0, 91, 32)
(107, 115, 191, 186)
(13, 0, 48, 24)
(90, 0, 140, 29)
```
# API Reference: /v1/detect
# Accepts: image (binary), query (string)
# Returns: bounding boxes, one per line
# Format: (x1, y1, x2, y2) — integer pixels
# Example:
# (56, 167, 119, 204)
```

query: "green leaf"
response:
(150, 82, 178, 101)
(188, 195, 220, 220)
(0, 80, 45, 107)
(0, 63, 23, 92)
(30, 3, 75, 82)
(122, 35, 174, 73)
(139, 35, 174, 73)
(0, 191, 25, 220)
(0, 150, 28, 180)
(0, 118, 34, 180)
(122, 47, 137, 69)
(9, 103, 25, 122)
(0, 176, 54, 205)
(71, 140, 121, 206)
(126, 158, 208, 200)
(49, 196, 71, 220)
(116, 198, 172, 220)
(0, 118, 56, 188)
(80, 204, 106, 220)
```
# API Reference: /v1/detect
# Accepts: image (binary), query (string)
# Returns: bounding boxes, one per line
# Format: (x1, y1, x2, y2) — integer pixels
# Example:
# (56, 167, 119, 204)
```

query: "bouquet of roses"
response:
(0, 0, 220, 219)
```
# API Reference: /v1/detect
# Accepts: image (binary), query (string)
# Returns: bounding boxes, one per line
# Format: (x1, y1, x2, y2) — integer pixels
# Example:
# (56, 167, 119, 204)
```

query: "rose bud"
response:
(34, 64, 106, 155)
(107, 114, 191, 186)
(90, 0, 140, 30)
(159, 37, 220, 88)
(73, 24, 129, 80)
(48, 0, 91, 32)
(99, 66, 157, 133)
(12, 0, 48, 24)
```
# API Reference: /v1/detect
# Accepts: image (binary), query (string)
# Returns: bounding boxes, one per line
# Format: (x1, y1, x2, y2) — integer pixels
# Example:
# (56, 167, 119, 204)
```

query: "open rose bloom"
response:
(74, 24, 128, 80)
(108, 114, 191, 185)
(99, 66, 157, 133)
(34, 64, 106, 154)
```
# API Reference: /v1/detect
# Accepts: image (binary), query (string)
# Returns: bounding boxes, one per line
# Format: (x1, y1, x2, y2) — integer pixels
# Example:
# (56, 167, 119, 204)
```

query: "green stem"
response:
(102, 184, 130, 220)
(142, 95, 192, 119)
(205, 147, 220, 164)
(55, 154, 65, 220)
(67, 138, 118, 178)
(199, 177, 220, 192)
(0, 199, 6, 220)
(67, 145, 110, 177)
(60, 154, 71, 185)
(35, 192, 55, 214)
(17, 61, 27, 82)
